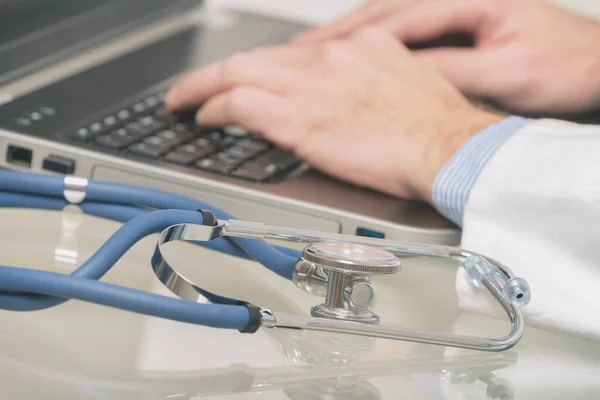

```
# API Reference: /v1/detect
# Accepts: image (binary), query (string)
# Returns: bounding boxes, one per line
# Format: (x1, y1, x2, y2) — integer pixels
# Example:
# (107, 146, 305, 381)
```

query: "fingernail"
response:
(165, 86, 179, 107)
(195, 108, 205, 125)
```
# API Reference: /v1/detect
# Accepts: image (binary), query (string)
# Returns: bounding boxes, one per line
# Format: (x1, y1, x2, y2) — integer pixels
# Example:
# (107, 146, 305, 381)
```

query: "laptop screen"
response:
(0, 1, 113, 46)
(0, 0, 201, 86)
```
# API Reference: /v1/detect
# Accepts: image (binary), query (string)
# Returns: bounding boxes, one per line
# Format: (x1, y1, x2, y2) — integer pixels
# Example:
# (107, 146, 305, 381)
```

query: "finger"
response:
(166, 56, 297, 112)
(415, 48, 502, 96)
(197, 87, 291, 143)
(198, 87, 302, 150)
(341, 27, 416, 75)
(378, 0, 493, 44)
(347, 27, 411, 64)
(290, 1, 404, 44)
(246, 45, 320, 68)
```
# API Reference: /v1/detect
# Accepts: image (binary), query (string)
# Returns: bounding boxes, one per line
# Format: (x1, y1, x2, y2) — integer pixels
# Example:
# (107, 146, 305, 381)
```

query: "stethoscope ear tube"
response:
(0, 171, 299, 332)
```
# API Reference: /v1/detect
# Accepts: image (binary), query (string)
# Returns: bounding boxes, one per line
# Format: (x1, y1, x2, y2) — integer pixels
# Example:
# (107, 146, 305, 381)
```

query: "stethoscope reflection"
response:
(53, 205, 84, 269)
(275, 330, 383, 400)
(0, 323, 516, 400)
(271, 329, 516, 400)
(444, 372, 514, 400)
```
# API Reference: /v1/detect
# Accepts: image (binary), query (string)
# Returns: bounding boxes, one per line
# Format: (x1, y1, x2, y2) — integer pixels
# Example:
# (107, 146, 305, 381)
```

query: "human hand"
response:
(293, 0, 600, 115)
(166, 29, 503, 202)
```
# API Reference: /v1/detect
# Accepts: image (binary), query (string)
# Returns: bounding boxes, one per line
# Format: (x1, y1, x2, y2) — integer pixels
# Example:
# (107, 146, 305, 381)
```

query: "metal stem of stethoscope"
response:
(152, 214, 531, 352)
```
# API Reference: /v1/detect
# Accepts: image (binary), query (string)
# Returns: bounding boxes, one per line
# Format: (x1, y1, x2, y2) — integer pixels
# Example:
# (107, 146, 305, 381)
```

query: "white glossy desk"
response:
(1, 207, 599, 400)
(3, 1, 600, 399)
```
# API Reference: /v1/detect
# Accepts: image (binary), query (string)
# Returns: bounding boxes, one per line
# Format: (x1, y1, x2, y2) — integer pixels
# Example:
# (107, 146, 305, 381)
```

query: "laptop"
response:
(0, 0, 460, 245)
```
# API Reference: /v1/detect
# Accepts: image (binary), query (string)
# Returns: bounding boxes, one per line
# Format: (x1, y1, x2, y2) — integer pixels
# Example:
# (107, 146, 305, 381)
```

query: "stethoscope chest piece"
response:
(294, 242, 401, 325)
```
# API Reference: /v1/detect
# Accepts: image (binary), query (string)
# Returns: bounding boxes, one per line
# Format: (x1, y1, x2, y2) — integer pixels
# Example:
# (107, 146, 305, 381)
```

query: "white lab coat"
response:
(456, 118, 600, 341)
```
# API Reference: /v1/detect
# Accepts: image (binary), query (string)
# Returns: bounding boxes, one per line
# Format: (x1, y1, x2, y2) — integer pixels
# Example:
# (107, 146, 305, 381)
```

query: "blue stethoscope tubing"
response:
(0, 170, 302, 332)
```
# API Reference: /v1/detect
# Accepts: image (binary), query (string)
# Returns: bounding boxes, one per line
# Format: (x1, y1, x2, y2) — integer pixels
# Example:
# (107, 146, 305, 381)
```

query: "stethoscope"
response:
(0, 169, 531, 352)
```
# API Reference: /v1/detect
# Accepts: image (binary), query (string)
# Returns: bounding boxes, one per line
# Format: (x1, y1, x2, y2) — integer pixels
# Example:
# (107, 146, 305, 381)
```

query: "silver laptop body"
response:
(0, 0, 460, 245)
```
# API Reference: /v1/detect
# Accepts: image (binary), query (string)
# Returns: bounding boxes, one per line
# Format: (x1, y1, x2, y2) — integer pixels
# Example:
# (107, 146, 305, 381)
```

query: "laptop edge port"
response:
(6, 145, 33, 168)
(356, 227, 385, 239)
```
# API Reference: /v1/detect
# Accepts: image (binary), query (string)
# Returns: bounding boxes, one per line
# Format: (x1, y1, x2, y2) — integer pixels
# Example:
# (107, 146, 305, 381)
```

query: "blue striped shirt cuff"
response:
(432, 116, 529, 227)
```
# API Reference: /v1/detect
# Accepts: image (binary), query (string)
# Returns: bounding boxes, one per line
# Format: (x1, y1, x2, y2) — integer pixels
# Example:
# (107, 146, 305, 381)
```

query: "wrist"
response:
(419, 109, 506, 202)
(431, 115, 530, 226)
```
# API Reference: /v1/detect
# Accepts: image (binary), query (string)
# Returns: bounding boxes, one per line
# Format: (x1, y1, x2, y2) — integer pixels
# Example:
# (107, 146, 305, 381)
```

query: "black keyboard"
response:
(68, 91, 301, 182)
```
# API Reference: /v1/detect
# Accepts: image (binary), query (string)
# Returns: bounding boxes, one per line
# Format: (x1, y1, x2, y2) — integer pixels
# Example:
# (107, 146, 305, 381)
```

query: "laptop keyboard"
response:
(68, 91, 301, 182)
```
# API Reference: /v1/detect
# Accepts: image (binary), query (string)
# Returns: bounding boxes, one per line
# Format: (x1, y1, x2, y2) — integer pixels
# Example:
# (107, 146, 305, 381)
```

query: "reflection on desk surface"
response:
(0, 209, 600, 400)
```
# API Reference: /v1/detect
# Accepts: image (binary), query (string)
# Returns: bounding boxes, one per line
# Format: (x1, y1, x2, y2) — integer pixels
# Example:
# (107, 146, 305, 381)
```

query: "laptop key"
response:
(227, 143, 268, 159)
(125, 119, 165, 138)
(132, 102, 146, 114)
(71, 127, 95, 141)
(72, 121, 109, 141)
(226, 146, 249, 158)
(163, 151, 200, 165)
(124, 121, 150, 137)
(223, 125, 249, 137)
(171, 122, 196, 134)
(192, 137, 213, 147)
(96, 128, 136, 149)
(153, 106, 178, 123)
(139, 115, 158, 126)
(196, 159, 236, 174)
(128, 142, 168, 158)
(206, 130, 231, 141)
(217, 136, 237, 148)
(231, 163, 278, 182)
(219, 146, 258, 165)
(153, 105, 168, 118)
(157, 129, 193, 143)
(172, 141, 216, 158)
(236, 138, 270, 152)
(89, 122, 102, 132)
(255, 149, 301, 170)
(232, 149, 301, 181)
(144, 134, 180, 149)
(117, 109, 132, 122)
(217, 149, 248, 164)
(195, 155, 239, 174)
(144, 95, 160, 109)
(103, 115, 118, 128)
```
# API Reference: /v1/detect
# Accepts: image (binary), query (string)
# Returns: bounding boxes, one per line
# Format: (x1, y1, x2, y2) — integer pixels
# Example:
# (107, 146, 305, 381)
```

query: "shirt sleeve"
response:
(432, 116, 530, 227)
